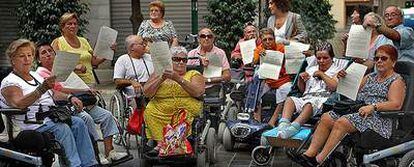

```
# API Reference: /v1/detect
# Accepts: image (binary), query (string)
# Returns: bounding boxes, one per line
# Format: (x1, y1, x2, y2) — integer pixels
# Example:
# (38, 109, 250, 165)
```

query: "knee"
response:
(333, 118, 351, 130)
(72, 116, 87, 128)
(320, 113, 334, 125)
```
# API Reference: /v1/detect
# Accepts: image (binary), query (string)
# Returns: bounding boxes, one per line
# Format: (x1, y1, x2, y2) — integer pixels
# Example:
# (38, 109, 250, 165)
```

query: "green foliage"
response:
(204, 0, 257, 55)
(291, 0, 337, 44)
(17, 0, 89, 44)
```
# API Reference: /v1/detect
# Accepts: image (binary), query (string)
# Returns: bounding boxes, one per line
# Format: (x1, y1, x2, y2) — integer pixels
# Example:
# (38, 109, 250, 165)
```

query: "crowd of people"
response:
(0, 0, 413, 166)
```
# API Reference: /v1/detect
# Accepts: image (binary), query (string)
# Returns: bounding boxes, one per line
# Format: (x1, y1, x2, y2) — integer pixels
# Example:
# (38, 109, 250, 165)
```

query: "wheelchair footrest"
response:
(262, 127, 312, 148)
(110, 154, 133, 166)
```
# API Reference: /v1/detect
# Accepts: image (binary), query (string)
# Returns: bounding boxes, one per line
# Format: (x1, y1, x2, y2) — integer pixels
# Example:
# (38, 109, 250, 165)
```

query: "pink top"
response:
(231, 38, 261, 59)
(187, 45, 230, 70)
(35, 67, 64, 91)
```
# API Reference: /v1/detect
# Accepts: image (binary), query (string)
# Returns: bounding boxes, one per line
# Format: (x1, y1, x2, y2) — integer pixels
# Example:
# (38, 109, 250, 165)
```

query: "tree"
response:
(17, 0, 89, 44)
(291, 0, 337, 44)
(204, 0, 257, 56)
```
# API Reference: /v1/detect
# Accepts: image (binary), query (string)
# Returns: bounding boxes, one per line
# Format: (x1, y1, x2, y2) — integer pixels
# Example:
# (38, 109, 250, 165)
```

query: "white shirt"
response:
(0, 71, 54, 130)
(303, 65, 341, 95)
(113, 53, 154, 96)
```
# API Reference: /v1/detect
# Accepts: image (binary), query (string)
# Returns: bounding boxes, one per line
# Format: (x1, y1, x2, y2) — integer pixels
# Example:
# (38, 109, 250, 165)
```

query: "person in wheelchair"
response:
(276, 42, 342, 139)
(143, 46, 205, 149)
(187, 28, 231, 97)
(35, 42, 128, 164)
(231, 22, 260, 67)
(252, 28, 292, 123)
(113, 35, 154, 97)
(0, 39, 97, 166)
(298, 44, 406, 166)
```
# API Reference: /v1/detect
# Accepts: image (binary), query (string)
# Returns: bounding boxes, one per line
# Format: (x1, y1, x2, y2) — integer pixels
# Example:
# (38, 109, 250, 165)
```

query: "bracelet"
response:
(180, 79, 185, 84)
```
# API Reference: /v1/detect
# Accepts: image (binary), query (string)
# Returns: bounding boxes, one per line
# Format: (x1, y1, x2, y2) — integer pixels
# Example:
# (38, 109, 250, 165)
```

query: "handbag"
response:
(72, 92, 97, 106)
(333, 98, 366, 116)
(155, 109, 193, 157)
(127, 106, 144, 135)
(47, 105, 73, 126)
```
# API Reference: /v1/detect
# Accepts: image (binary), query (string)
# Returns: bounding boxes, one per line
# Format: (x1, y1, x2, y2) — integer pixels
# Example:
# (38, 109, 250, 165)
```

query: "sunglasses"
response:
(373, 56, 389, 62)
(172, 57, 188, 63)
(199, 34, 214, 39)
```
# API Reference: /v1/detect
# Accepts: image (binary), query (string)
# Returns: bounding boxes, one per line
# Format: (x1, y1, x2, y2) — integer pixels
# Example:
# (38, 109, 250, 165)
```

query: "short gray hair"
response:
(170, 46, 188, 57)
(125, 35, 143, 51)
(364, 12, 384, 25)
(5, 39, 35, 60)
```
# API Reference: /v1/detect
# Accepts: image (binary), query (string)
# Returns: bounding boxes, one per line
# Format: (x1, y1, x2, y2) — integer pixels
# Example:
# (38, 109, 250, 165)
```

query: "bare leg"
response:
(303, 113, 335, 157)
(104, 137, 114, 157)
(293, 103, 313, 125)
(268, 102, 284, 126)
(280, 97, 296, 121)
(315, 117, 357, 163)
(254, 104, 262, 122)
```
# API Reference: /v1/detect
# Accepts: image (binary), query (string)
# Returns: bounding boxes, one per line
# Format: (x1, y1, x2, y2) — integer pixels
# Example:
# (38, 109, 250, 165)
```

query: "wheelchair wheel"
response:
(217, 122, 226, 143)
(223, 127, 234, 151)
(109, 91, 126, 145)
(251, 145, 272, 166)
(206, 127, 216, 163)
(95, 91, 107, 109)
(399, 150, 414, 167)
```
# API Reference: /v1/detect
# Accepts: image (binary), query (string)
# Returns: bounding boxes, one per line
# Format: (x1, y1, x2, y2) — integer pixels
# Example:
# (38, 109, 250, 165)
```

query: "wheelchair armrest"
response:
(376, 110, 407, 119)
(0, 108, 29, 116)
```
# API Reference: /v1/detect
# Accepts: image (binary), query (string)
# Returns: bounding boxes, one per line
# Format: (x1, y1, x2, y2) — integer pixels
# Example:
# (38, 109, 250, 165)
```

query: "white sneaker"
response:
(99, 153, 110, 165)
(107, 150, 128, 161)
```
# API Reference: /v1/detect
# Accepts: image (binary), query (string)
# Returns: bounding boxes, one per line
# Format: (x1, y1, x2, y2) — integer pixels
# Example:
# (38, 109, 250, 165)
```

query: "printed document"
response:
(94, 26, 118, 60)
(346, 25, 372, 59)
(337, 62, 367, 100)
(285, 41, 310, 74)
(257, 50, 284, 80)
(203, 53, 222, 78)
(52, 51, 80, 82)
(239, 39, 256, 64)
(62, 72, 89, 90)
(150, 41, 172, 75)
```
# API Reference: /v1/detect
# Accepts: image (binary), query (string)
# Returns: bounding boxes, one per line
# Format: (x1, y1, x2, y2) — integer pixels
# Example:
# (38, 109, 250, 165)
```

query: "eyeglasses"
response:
(316, 56, 331, 60)
(373, 56, 389, 62)
(384, 12, 400, 18)
(262, 38, 275, 42)
(199, 34, 214, 39)
(172, 57, 188, 64)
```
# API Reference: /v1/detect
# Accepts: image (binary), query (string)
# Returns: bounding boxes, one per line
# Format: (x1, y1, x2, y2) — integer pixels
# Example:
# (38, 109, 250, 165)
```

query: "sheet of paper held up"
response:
(93, 26, 118, 60)
(345, 25, 372, 59)
(150, 41, 172, 75)
(62, 72, 89, 90)
(203, 53, 222, 78)
(257, 50, 284, 80)
(52, 51, 80, 82)
(284, 41, 310, 74)
(239, 39, 256, 64)
(337, 62, 367, 100)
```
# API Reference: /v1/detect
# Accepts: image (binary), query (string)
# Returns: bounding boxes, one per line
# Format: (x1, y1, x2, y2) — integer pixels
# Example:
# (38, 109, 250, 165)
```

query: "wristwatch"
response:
(374, 23, 382, 30)
(372, 103, 378, 111)
(207, 78, 212, 83)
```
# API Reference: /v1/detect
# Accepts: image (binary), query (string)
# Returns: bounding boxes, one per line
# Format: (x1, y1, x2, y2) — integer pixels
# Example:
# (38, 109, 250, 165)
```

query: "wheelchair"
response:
(251, 56, 352, 166)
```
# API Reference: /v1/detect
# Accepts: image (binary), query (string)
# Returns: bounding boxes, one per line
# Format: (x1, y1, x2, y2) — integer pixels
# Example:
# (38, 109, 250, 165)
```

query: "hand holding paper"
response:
(94, 26, 118, 60)
(345, 25, 372, 59)
(239, 39, 256, 64)
(203, 53, 222, 78)
(337, 62, 367, 100)
(284, 41, 310, 74)
(150, 41, 173, 75)
(257, 50, 284, 80)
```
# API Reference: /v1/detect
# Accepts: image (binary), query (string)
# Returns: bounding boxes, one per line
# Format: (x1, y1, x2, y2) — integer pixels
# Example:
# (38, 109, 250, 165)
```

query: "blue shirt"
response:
(393, 24, 414, 62)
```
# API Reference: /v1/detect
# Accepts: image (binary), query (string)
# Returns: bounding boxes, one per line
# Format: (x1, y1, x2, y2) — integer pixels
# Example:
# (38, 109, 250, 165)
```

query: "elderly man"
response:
(113, 35, 154, 96)
(188, 28, 231, 95)
(231, 23, 261, 60)
(366, 5, 414, 62)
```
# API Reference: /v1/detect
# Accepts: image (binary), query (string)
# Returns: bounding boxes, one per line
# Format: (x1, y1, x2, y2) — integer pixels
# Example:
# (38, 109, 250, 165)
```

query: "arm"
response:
(297, 72, 309, 93)
(292, 14, 308, 43)
(2, 86, 46, 109)
(143, 74, 165, 98)
(178, 73, 205, 97)
(114, 78, 142, 92)
(91, 55, 106, 67)
(377, 25, 401, 42)
(314, 71, 339, 91)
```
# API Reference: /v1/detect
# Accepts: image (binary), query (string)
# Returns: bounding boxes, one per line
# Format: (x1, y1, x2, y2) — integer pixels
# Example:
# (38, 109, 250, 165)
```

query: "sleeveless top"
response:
(356, 72, 402, 104)
(53, 36, 94, 84)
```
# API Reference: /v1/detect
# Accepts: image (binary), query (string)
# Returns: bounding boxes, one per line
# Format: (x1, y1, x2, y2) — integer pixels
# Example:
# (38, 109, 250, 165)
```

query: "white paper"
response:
(93, 26, 118, 60)
(345, 25, 372, 59)
(203, 53, 222, 78)
(52, 51, 80, 82)
(62, 72, 89, 90)
(337, 62, 368, 100)
(239, 39, 256, 64)
(150, 41, 172, 75)
(284, 41, 309, 74)
(257, 50, 284, 80)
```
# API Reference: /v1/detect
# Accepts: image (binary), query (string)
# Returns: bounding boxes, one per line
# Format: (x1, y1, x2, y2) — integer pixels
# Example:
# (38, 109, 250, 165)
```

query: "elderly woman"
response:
(231, 22, 261, 60)
(277, 42, 342, 138)
(299, 44, 406, 166)
(35, 42, 127, 164)
(253, 28, 292, 123)
(0, 39, 96, 167)
(143, 46, 204, 142)
(267, 0, 308, 44)
(52, 12, 108, 86)
(138, 0, 178, 46)
(342, 5, 372, 55)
